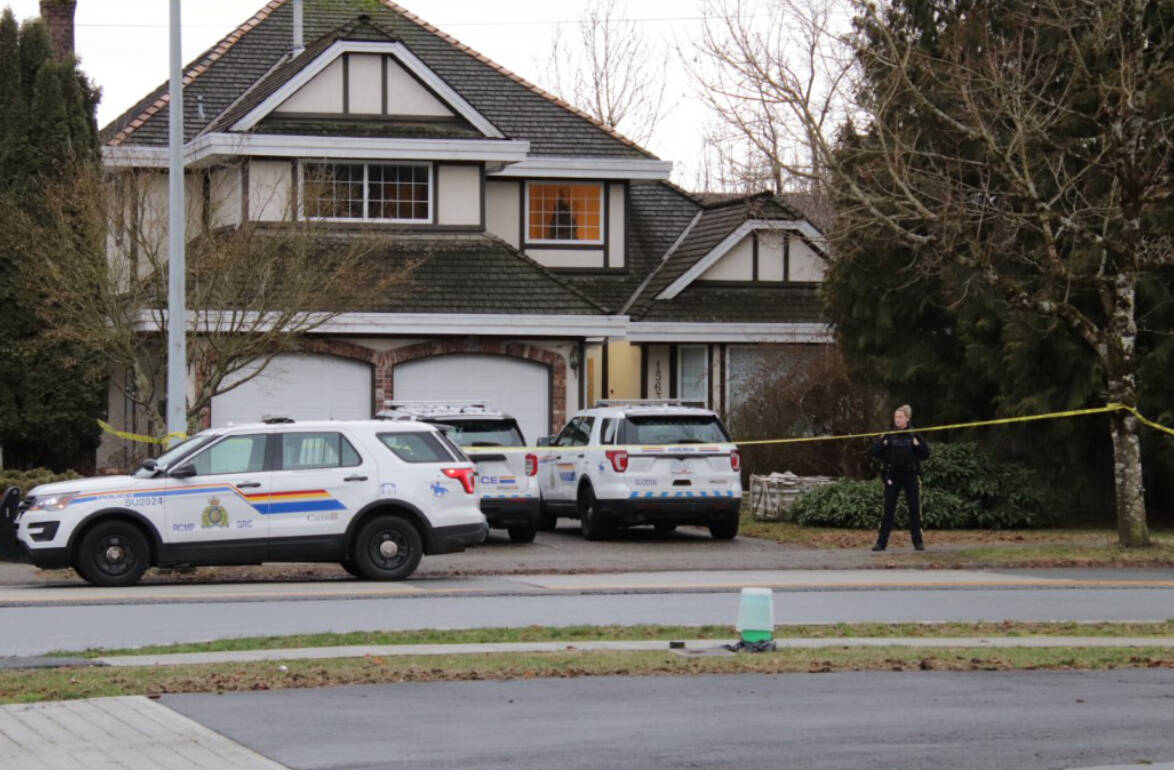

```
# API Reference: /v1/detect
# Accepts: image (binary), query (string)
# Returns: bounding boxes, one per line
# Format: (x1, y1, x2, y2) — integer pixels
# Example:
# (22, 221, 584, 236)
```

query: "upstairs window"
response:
(526, 182, 603, 243)
(303, 162, 431, 222)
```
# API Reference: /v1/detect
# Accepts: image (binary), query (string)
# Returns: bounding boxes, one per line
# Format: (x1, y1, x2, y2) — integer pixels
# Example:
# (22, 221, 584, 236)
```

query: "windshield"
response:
(433, 419, 525, 447)
(622, 416, 730, 445)
(133, 433, 217, 477)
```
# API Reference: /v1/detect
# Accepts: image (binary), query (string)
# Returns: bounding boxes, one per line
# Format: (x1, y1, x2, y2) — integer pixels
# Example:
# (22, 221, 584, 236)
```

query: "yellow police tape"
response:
(97, 420, 188, 446)
(735, 402, 1174, 447)
(97, 402, 1173, 450)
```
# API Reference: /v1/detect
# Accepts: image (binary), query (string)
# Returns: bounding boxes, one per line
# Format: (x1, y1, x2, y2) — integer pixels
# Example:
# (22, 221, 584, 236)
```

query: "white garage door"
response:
(393, 354, 551, 444)
(211, 354, 373, 427)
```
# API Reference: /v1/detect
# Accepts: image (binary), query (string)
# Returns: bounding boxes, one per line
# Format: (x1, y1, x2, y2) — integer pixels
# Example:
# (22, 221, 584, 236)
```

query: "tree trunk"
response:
(1108, 409, 1148, 547)
(1103, 275, 1149, 547)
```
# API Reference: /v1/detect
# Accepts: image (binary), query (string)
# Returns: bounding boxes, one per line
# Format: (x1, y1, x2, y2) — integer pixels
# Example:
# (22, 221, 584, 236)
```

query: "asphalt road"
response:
(163, 670, 1174, 769)
(3, 571, 1173, 656)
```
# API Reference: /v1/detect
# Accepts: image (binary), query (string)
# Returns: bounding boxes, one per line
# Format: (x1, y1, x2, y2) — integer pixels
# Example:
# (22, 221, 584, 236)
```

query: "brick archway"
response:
(375, 340, 567, 432)
(199, 340, 380, 429)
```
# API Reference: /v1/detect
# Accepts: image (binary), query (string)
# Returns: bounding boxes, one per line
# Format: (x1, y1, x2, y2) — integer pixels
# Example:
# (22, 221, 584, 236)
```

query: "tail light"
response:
(524, 453, 538, 477)
(442, 467, 476, 494)
(605, 449, 629, 473)
(730, 449, 742, 471)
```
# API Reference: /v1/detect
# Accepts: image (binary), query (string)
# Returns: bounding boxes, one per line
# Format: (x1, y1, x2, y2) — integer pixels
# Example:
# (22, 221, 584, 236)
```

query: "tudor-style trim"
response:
(135, 311, 627, 338)
(656, 219, 828, 300)
(103, 135, 530, 169)
(626, 322, 833, 344)
(229, 40, 505, 138)
(489, 156, 672, 180)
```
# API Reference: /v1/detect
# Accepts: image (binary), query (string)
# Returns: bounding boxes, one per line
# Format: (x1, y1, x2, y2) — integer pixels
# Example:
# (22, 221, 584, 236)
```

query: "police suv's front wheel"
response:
(353, 516, 423, 580)
(74, 520, 151, 587)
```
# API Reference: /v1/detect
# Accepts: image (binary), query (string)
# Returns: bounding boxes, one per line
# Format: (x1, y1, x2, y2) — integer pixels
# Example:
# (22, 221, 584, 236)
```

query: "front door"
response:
(163, 433, 270, 562)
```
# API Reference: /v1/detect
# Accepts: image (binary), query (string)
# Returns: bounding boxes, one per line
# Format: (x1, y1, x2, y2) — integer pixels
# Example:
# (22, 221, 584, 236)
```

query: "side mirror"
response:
(140, 458, 158, 471)
(170, 463, 197, 479)
(536, 436, 552, 447)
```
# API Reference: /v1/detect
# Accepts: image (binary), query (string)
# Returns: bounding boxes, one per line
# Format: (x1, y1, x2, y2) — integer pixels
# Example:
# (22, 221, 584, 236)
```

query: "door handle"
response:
(236, 482, 261, 489)
(576, 454, 585, 458)
(344, 475, 368, 482)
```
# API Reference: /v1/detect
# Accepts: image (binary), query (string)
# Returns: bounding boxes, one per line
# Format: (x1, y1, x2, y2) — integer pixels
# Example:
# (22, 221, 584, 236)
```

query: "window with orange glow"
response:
(526, 183, 603, 243)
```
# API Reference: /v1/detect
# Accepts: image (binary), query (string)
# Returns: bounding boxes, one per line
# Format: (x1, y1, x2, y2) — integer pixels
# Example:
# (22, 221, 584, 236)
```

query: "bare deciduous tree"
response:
(688, 0, 856, 202)
(26, 169, 409, 463)
(537, 0, 672, 148)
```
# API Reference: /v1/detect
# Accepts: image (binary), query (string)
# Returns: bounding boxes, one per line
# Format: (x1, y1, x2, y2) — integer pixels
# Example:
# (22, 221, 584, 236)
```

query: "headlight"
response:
(29, 492, 78, 512)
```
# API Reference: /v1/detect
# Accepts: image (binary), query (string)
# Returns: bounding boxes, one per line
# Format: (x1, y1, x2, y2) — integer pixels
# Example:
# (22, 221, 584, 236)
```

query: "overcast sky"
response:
(4, 0, 725, 185)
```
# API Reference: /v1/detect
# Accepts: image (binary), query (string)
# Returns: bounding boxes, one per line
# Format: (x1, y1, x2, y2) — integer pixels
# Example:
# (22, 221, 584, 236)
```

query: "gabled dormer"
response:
(227, 37, 504, 141)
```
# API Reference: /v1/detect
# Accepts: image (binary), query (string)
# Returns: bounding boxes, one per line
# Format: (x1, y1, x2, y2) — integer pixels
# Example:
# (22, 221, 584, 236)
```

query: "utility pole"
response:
(166, 0, 186, 445)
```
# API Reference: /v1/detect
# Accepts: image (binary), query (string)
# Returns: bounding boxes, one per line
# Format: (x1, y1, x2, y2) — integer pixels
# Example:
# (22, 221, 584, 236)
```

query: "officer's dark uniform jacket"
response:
(869, 428, 931, 477)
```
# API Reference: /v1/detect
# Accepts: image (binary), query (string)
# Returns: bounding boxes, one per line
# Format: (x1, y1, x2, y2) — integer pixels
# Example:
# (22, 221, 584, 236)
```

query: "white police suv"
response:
(378, 402, 540, 543)
(8, 419, 487, 586)
(537, 401, 743, 540)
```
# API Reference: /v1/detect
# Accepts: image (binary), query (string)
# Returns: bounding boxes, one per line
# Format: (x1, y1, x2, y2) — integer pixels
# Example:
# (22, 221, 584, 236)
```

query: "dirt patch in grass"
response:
(5, 646, 1174, 705)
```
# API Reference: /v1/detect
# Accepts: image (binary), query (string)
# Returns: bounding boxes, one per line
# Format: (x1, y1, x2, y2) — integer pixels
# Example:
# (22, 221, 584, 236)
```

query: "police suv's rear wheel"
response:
(353, 516, 422, 580)
(578, 488, 613, 541)
(508, 524, 537, 543)
(709, 515, 739, 540)
(75, 521, 150, 587)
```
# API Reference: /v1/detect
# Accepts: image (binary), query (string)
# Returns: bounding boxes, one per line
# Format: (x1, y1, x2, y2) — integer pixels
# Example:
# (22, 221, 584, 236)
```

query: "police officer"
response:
(869, 404, 930, 551)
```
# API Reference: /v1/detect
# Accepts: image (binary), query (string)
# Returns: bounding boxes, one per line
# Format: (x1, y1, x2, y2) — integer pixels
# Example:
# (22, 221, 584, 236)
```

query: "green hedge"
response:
(0, 468, 81, 495)
(792, 442, 1060, 529)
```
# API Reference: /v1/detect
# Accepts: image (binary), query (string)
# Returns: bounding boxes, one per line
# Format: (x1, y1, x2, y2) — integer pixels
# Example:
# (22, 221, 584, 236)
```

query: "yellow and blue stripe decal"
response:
(629, 490, 738, 498)
(69, 484, 345, 515)
(242, 490, 347, 515)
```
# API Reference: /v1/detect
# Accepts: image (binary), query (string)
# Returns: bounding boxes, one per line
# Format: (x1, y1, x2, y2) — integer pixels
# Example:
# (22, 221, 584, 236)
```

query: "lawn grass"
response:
(54, 620, 1174, 659)
(738, 511, 1174, 566)
(5, 645, 1173, 705)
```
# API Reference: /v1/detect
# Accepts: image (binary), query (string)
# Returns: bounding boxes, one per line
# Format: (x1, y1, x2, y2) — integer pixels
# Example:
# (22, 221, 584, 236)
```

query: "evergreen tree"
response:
(16, 18, 49, 112)
(0, 11, 105, 471)
(0, 9, 24, 188)
(822, 0, 1174, 543)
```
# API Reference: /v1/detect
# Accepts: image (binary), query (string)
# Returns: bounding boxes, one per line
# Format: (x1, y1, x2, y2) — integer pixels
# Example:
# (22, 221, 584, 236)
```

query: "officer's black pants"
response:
(877, 469, 922, 547)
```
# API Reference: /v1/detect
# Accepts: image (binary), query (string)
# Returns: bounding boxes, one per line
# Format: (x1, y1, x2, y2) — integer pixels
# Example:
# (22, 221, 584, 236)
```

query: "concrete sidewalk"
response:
(89, 635, 1174, 668)
(0, 696, 288, 769)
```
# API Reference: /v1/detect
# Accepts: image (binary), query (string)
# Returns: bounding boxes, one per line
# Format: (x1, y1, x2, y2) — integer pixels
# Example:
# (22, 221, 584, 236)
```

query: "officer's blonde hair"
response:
(895, 404, 912, 421)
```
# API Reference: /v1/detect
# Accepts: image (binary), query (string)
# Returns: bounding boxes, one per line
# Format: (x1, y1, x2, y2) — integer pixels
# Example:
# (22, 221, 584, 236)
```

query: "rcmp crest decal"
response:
(201, 496, 229, 528)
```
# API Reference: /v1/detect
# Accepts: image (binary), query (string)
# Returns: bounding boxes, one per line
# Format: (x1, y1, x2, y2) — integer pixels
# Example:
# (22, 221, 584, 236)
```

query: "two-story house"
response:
(93, 0, 830, 465)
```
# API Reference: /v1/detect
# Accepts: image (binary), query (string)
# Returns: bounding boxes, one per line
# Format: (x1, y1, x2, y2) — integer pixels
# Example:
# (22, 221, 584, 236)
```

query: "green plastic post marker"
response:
(736, 587, 774, 643)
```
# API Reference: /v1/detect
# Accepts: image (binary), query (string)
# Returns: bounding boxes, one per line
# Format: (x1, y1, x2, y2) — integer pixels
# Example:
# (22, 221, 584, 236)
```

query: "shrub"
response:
(0, 467, 81, 495)
(792, 442, 1060, 529)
